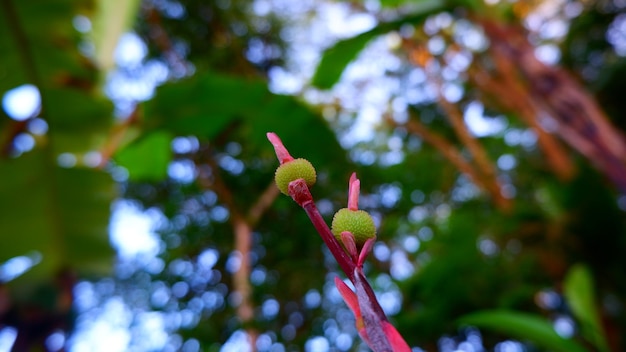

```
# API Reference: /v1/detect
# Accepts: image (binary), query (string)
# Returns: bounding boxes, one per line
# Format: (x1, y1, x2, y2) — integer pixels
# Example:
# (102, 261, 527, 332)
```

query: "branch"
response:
(284, 178, 356, 277)
(470, 29, 576, 182)
(97, 106, 141, 168)
(400, 116, 483, 184)
(469, 63, 576, 182)
(0, 119, 29, 158)
(437, 97, 511, 211)
(247, 181, 280, 227)
(394, 113, 510, 210)
(142, 5, 188, 75)
(400, 38, 511, 210)
(196, 150, 258, 351)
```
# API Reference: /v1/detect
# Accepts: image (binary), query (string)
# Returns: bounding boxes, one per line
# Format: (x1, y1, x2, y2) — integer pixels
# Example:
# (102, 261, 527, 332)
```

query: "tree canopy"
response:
(1, 0, 625, 351)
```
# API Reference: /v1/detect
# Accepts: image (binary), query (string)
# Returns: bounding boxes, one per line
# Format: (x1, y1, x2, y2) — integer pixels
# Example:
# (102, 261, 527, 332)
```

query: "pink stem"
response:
(354, 268, 389, 331)
(267, 133, 403, 351)
(354, 268, 394, 351)
(290, 179, 356, 278)
(288, 180, 389, 327)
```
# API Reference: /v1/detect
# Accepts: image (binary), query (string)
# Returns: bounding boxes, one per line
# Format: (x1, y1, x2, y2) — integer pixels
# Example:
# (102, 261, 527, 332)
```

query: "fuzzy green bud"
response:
(331, 208, 376, 246)
(274, 158, 317, 195)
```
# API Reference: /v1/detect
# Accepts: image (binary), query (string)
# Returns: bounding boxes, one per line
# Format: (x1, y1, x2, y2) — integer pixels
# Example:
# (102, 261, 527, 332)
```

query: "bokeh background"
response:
(1, 0, 626, 351)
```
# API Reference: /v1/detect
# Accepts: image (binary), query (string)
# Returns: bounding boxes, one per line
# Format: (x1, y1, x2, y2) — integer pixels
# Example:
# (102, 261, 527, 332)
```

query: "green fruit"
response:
(274, 158, 317, 195)
(331, 208, 376, 245)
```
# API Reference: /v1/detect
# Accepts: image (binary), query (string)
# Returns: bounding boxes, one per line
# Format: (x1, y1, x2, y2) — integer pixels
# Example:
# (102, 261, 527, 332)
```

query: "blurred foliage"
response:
(458, 310, 588, 352)
(1, 0, 626, 351)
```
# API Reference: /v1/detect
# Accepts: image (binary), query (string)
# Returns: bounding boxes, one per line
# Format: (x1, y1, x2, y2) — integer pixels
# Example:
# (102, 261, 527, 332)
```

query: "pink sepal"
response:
(266, 132, 294, 164)
(340, 231, 358, 263)
(334, 277, 362, 322)
(357, 237, 376, 268)
(382, 321, 412, 352)
(348, 172, 360, 211)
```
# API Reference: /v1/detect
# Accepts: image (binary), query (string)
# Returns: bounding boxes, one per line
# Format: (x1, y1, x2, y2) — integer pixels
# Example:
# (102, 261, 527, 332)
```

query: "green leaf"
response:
(380, 0, 406, 7)
(311, 0, 446, 89)
(0, 151, 117, 283)
(0, 0, 113, 154)
(115, 131, 172, 181)
(143, 72, 267, 138)
(0, 0, 116, 282)
(45, 87, 114, 154)
(0, 1, 97, 94)
(458, 310, 588, 352)
(143, 72, 347, 169)
(564, 264, 609, 352)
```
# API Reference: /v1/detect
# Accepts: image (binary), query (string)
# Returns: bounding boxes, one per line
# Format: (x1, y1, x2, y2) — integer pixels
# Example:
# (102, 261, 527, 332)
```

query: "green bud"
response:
(274, 158, 317, 195)
(331, 208, 376, 246)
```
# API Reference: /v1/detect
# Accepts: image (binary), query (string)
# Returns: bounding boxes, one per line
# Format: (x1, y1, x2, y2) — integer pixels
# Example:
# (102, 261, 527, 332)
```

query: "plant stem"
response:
(290, 179, 389, 326)
(289, 179, 356, 277)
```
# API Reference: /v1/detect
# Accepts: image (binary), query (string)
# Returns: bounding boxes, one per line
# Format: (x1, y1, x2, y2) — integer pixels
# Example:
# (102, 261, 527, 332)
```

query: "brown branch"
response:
(232, 217, 255, 319)
(402, 117, 480, 181)
(475, 22, 576, 181)
(143, 5, 188, 75)
(481, 17, 625, 190)
(0, 119, 29, 158)
(470, 69, 576, 180)
(509, 23, 626, 161)
(480, 18, 626, 192)
(470, 63, 576, 181)
(247, 181, 280, 227)
(513, 43, 626, 190)
(400, 38, 511, 210)
(395, 114, 510, 210)
(196, 150, 281, 351)
(196, 153, 257, 351)
(401, 23, 577, 184)
(438, 98, 495, 181)
(436, 95, 511, 210)
(97, 106, 141, 168)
